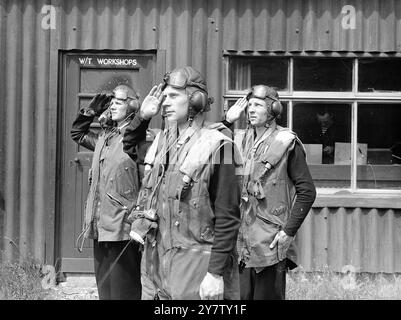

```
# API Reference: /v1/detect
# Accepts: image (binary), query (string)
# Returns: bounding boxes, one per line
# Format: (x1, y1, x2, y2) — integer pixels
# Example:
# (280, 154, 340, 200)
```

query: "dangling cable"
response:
(96, 239, 134, 291)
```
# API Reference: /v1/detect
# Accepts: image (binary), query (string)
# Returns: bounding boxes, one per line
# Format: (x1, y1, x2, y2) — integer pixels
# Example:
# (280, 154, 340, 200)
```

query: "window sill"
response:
(313, 191, 401, 209)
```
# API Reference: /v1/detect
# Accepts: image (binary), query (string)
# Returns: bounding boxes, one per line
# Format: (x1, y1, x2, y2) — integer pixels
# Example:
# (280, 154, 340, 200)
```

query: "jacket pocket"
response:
(256, 212, 281, 227)
(256, 200, 288, 227)
(166, 171, 193, 201)
(114, 159, 140, 202)
(106, 192, 129, 210)
(98, 190, 132, 238)
(254, 178, 290, 227)
(182, 195, 214, 244)
(106, 191, 133, 224)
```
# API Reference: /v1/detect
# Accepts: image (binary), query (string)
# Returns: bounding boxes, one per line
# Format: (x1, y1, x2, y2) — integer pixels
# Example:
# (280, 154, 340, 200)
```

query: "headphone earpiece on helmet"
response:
(187, 90, 214, 120)
(270, 99, 283, 119)
(126, 98, 140, 114)
(188, 90, 209, 112)
(246, 86, 283, 119)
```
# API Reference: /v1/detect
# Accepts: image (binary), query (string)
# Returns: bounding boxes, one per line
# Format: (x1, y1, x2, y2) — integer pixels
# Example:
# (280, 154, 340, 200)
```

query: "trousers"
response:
(239, 259, 287, 300)
(93, 239, 142, 300)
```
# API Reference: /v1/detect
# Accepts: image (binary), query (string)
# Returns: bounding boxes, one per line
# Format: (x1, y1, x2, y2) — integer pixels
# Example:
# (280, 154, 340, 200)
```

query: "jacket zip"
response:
(256, 212, 282, 229)
(106, 192, 128, 210)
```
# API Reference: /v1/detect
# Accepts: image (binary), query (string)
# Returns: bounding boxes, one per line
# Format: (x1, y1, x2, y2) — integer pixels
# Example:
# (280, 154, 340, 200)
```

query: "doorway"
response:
(58, 51, 156, 272)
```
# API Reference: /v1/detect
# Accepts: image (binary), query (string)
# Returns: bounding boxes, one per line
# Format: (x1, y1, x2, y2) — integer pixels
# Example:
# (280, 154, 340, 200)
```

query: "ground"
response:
(44, 275, 98, 300)
(42, 269, 401, 300)
(3, 264, 401, 300)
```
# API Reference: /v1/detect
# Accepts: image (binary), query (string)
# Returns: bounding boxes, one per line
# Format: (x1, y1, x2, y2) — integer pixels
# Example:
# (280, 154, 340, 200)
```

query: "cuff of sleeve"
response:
(130, 217, 157, 238)
(208, 251, 229, 276)
(136, 111, 153, 123)
(221, 119, 233, 128)
(283, 226, 296, 237)
(132, 114, 149, 126)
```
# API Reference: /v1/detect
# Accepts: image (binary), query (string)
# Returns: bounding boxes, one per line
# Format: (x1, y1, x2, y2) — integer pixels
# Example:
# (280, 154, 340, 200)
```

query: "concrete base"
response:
(61, 273, 97, 288)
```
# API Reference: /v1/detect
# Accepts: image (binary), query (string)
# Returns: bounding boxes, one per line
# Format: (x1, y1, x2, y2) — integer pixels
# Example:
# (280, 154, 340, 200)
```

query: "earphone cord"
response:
(242, 126, 275, 190)
(148, 164, 165, 210)
(96, 239, 133, 291)
(144, 125, 190, 208)
(147, 124, 200, 209)
(245, 126, 271, 160)
(158, 124, 193, 165)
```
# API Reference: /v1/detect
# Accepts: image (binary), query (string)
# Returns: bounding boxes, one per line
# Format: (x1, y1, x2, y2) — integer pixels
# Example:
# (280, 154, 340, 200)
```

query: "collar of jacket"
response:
(117, 120, 130, 133)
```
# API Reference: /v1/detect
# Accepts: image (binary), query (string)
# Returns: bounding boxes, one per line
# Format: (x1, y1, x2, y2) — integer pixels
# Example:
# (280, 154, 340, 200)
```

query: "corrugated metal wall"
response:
(297, 207, 401, 273)
(1, 0, 400, 271)
(1, 0, 51, 263)
(222, 0, 401, 52)
(55, 0, 225, 121)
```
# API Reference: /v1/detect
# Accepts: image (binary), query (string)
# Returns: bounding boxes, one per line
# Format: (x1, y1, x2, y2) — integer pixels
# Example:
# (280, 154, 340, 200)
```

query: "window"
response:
(293, 102, 351, 188)
(357, 104, 401, 189)
(358, 58, 401, 92)
(229, 57, 288, 91)
(224, 55, 401, 192)
(293, 58, 352, 91)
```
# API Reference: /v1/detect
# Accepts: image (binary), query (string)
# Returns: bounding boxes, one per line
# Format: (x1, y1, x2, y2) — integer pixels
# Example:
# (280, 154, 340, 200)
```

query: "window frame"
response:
(223, 52, 401, 196)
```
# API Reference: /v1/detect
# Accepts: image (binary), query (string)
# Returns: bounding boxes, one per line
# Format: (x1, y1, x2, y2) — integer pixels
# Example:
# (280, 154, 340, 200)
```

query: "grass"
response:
(0, 260, 49, 300)
(287, 266, 401, 300)
(1, 259, 401, 300)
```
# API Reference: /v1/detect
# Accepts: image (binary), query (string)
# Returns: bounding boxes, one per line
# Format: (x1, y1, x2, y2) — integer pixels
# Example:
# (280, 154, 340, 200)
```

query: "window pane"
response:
(228, 57, 288, 91)
(293, 103, 352, 188)
(293, 58, 352, 91)
(357, 104, 401, 189)
(226, 99, 287, 130)
(358, 58, 401, 92)
(80, 69, 141, 94)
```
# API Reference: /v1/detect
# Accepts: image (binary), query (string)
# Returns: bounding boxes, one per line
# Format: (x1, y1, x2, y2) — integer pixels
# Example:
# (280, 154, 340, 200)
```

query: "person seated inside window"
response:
(306, 109, 337, 164)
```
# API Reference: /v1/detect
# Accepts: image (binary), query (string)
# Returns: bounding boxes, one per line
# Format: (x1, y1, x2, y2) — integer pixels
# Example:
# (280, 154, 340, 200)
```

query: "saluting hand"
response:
(225, 96, 248, 123)
(87, 93, 113, 116)
(140, 83, 164, 120)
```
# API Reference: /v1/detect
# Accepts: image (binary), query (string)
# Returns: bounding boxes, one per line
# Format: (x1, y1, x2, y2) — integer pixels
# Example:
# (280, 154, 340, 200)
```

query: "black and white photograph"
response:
(0, 0, 401, 311)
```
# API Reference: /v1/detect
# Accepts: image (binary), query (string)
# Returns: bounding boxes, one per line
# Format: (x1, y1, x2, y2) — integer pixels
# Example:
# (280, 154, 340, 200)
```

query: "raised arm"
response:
(122, 84, 164, 161)
(70, 93, 112, 151)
